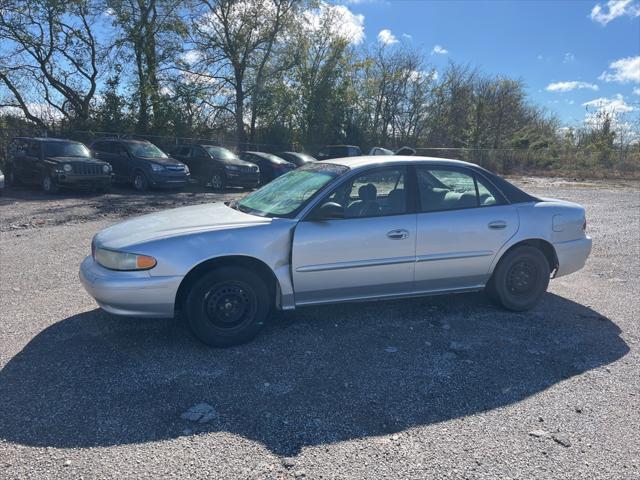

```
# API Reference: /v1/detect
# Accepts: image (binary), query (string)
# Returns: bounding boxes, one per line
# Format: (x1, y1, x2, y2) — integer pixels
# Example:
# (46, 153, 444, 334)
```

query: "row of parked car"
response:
(1, 136, 376, 194)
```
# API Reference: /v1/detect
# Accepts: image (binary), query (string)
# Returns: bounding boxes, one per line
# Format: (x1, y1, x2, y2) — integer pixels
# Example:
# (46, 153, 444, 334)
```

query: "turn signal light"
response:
(136, 255, 157, 269)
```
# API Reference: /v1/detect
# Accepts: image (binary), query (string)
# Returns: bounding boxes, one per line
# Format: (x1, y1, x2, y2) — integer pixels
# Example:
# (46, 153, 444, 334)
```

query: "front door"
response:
(413, 166, 519, 292)
(292, 166, 416, 305)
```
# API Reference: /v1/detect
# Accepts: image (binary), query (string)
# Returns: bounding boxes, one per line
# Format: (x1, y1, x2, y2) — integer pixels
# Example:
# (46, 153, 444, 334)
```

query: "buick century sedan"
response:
(80, 156, 592, 347)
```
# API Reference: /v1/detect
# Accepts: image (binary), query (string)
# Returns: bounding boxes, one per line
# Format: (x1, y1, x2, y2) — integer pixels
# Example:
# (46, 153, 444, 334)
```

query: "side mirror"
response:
(313, 202, 344, 220)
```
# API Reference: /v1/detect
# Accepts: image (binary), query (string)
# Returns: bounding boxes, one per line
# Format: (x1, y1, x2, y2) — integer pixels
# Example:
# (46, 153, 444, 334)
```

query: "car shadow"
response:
(0, 292, 628, 455)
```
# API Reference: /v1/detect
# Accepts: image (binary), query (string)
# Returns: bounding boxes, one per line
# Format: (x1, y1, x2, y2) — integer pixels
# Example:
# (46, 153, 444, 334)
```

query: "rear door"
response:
(413, 166, 519, 292)
(292, 166, 416, 305)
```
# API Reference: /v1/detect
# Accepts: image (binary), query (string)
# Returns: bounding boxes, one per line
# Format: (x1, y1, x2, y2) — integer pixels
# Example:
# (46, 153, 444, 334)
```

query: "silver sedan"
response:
(80, 156, 592, 346)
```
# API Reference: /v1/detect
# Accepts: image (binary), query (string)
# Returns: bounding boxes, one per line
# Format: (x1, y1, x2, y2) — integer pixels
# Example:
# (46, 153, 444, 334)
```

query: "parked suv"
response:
(316, 145, 362, 160)
(90, 139, 189, 191)
(6, 137, 112, 193)
(170, 145, 259, 191)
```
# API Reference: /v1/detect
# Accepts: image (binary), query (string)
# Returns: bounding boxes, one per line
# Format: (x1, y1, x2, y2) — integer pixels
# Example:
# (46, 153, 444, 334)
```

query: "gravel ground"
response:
(0, 178, 639, 479)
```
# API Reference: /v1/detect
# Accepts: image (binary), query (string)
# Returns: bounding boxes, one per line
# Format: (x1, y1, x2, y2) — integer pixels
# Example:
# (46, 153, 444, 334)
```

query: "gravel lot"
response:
(0, 178, 638, 479)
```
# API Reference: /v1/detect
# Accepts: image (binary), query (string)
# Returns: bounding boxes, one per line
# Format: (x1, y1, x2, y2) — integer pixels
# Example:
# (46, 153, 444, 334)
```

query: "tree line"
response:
(0, 0, 637, 173)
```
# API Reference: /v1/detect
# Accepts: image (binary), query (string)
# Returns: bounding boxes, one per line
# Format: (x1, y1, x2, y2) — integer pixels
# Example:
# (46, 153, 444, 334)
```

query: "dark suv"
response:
(170, 145, 259, 191)
(90, 139, 189, 191)
(316, 145, 362, 160)
(6, 137, 112, 193)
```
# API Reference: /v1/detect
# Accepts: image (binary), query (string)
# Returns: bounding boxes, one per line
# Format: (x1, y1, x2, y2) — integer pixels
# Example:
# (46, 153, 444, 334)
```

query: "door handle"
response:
(387, 229, 409, 240)
(488, 221, 507, 230)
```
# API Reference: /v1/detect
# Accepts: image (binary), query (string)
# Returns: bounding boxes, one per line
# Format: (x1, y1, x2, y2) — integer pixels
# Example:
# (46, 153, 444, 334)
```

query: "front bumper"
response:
(149, 175, 190, 188)
(79, 255, 181, 318)
(553, 236, 592, 278)
(55, 173, 112, 188)
(225, 171, 260, 187)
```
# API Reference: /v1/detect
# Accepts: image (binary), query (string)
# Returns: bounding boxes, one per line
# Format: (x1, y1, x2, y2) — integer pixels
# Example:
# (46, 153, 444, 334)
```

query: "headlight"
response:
(102, 164, 111, 173)
(94, 247, 157, 271)
(183, 164, 190, 174)
(151, 163, 165, 172)
(63, 164, 72, 172)
(225, 165, 239, 171)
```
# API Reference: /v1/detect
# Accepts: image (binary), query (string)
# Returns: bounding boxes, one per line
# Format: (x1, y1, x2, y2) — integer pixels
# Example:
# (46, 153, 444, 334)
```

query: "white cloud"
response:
(401, 33, 412, 40)
(563, 52, 576, 63)
(181, 50, 203, 65)
(431, 45, 448, 55)
(304, 3, 365, 44)
(590, 0, 640, 25)
(633, 87, 640, 95)
(583, 94, 634, 114)
(599, 56, 640, 83)
(546, 81, 599, 92)
(377, 29, 398, 45)
(103, 7, 116, 16)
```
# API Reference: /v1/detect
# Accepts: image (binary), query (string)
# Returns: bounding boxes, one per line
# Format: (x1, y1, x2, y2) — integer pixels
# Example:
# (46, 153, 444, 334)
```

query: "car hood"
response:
(218, 156, 256, 168)
(94, 202, 271, 250)
(46, 156, 108, 165)
(139, 156, 184, 166)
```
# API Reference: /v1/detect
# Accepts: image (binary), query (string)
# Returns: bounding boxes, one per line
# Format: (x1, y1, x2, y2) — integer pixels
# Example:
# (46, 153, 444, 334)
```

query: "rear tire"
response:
(185, 266, 270, 347)
(487, 246, 550, 311)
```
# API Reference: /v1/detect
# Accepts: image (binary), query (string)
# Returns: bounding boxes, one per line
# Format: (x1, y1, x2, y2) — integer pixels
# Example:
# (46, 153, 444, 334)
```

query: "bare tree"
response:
(189, 0, 299, 146)
(0, 0, 101, 127)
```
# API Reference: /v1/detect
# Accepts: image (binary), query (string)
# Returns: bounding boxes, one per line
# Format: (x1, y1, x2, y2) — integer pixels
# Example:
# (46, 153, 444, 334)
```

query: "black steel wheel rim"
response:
(211, 174, 222, 189)
(203, 281, 257, 329)
(507, 259, 537, 295)
(43, 176, 52, 191)
(134, 175, 144, 190)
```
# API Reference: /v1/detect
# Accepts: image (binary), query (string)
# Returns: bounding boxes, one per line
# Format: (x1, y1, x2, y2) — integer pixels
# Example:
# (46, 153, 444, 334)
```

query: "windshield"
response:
(236, 163, 349, 218)
(203, 146, 238, 160)
(44, 142, 91, 158)
(127, 142, 168, 158)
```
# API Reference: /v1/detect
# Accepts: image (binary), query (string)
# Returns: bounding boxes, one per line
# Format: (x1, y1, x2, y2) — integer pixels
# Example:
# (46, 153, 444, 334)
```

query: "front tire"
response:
(185, 266, 270, 347)
(42, 173, 59, 194)
(210, 172, 225, 191)
(133, 171, 148, 192)
(487, 246, 550, 311)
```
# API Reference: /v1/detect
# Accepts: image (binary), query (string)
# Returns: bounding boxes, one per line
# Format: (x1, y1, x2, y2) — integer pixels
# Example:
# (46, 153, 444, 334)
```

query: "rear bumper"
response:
(553, 236, 592, 278)
(79, 255, 181, 318)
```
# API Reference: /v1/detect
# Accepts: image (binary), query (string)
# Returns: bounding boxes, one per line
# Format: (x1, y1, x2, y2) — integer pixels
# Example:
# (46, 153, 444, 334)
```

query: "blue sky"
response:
(340, 0, 640, 127)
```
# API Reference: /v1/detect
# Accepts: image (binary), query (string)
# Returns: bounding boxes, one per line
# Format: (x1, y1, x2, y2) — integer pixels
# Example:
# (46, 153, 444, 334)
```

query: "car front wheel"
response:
(210, 172, 225, 191)
(185, 266, 270, 347)
(487, 245, 550, 311)
(133, 171, 148, 192)
(42, 173, 59, 194)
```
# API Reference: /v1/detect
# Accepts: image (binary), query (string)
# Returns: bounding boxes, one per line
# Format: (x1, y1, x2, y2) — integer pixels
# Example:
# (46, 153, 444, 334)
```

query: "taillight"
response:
(582, 218, 587, 232)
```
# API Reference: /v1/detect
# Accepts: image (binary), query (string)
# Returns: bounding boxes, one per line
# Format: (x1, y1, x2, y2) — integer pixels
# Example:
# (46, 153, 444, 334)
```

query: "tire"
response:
(185, 266, 271, 347)
(487, 246, 550, 311)
(42, 173, 59, 194)
(7, 168, 19, 186)
(133, 171, 148, 192)
(210, 172, 225, 191)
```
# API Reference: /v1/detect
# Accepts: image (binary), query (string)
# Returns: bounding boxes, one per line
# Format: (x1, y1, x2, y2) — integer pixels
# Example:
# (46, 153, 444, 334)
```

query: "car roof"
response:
(322, 155, 477, 169)
(13, 137, 82, 143)
(92, 138, 149, 144)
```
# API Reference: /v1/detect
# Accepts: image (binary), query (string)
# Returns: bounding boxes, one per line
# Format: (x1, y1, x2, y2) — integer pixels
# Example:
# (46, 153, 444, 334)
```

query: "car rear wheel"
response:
(7, 168, 19, 186)
(133, 171, 148, 192)
(210, 172, 225, 191)
(42, 173, 59, 194)
(487, 246, 550, 311)
(185, 266, 270, 347)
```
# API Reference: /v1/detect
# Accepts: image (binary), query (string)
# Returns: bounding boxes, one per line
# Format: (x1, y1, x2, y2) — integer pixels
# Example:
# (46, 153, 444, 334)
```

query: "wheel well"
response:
(174, 256, 278, 313)
(498, 239, 559, 274)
